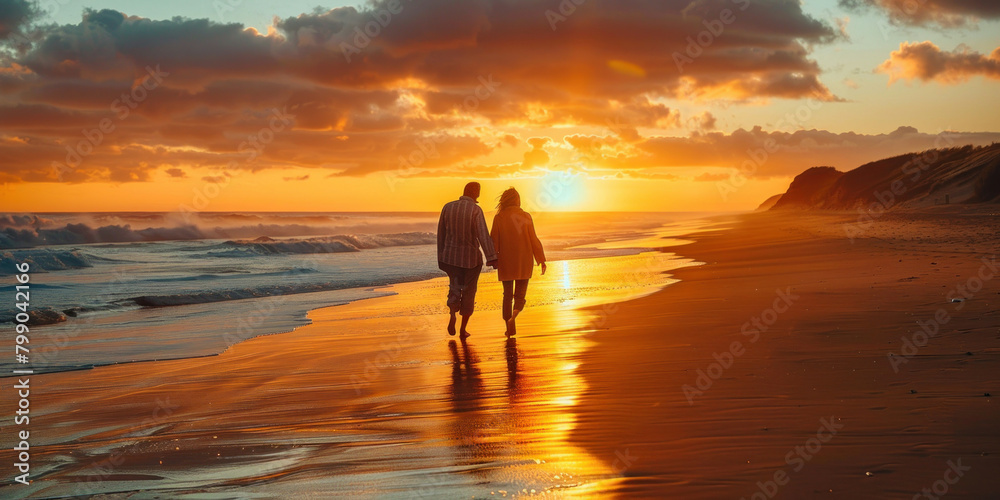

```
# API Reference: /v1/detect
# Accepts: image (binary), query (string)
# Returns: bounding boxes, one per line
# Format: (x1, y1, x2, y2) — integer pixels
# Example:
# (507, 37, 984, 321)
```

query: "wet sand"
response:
(2, 209, 998, 499)
(0, 247, 694, 499)
(572, 208, 1000, 498)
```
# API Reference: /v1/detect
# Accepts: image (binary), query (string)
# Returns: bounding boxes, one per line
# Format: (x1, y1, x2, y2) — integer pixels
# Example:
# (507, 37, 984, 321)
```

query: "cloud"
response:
(0, 0, 37, 39)
(834, 16, 851, 40)
(164, 167, 186, 178)
(613, 171, 681, 180)
(694, 172, 731, 181)
(521, 137, 551, 169)
(283, 174, 310, 181)
(878, 41, 1000, 84)
(838, 0, 1000, 27)
(689, 111, 717, 131)
(569, 125, 1000, 178)
(0, 1, 846, 183)
(356, 125, 1000, 182)
(499, 134, 519, 147)
(527, 137, 551, 147)
(391, 161, 540, 179)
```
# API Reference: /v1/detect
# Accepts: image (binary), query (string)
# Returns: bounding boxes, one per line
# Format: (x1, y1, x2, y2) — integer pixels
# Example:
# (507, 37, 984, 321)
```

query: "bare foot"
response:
(505, 318, 516, 337)
(459, 329, 471, 339)
(506, 309, 520, 337)
(447, 313, 457, 336)
(459, 314, 471, 338)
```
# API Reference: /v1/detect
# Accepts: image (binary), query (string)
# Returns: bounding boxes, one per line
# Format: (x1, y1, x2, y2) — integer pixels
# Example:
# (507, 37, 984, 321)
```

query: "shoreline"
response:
(2, 214, 710, 376)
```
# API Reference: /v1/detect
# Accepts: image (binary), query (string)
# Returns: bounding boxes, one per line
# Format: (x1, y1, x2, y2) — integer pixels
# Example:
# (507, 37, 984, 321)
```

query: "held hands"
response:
(486, 259, 498, 268)
(540, 262, 547, 275)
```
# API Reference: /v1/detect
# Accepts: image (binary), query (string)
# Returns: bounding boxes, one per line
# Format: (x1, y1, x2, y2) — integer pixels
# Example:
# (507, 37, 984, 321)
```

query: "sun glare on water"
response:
(562, 260, 571, 290)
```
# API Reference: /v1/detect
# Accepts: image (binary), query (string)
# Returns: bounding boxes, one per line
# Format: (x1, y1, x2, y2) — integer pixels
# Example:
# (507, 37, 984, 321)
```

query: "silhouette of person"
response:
(490, 188, 546, 337)
(438, 182, 498, 337)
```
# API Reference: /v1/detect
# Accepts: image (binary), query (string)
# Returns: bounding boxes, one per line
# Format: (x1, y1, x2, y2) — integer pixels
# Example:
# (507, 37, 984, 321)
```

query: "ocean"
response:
(0, 211, 720, 375)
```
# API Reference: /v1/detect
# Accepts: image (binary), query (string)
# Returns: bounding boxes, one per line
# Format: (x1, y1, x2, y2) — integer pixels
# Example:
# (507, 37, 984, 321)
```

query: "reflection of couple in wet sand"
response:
(447, 336, 521, 461)
(437, 182, 546, 338)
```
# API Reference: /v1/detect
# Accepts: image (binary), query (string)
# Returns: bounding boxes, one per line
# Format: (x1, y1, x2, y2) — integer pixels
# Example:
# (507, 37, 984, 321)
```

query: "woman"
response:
(490, 188, 546, 337)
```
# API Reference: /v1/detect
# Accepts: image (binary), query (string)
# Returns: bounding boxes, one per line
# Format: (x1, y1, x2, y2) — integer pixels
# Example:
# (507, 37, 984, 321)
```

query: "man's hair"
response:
(463, 182, 481, 199)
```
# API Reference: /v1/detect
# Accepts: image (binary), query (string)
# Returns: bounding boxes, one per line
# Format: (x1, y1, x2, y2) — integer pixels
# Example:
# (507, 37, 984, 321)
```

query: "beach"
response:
(2, 209, 998, 498)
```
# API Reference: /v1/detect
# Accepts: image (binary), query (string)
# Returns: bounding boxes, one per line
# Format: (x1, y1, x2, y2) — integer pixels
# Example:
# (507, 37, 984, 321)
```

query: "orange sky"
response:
(1, 0, 999, 212)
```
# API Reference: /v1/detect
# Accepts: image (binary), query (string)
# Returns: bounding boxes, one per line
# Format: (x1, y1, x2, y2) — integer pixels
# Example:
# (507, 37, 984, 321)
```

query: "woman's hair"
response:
(496, 187, 520, 210)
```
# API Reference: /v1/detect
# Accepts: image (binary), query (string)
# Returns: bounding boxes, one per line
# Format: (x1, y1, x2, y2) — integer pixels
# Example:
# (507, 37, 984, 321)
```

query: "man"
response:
(437, 182, 498, 337)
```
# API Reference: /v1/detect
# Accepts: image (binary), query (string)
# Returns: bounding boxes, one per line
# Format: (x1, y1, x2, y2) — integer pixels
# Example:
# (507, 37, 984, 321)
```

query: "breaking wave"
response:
(219, 232, 436, 254)
(0, 212, 438, 249)
(120, 272, 439, 308)
(145, 268, 321, 283)
(0, 307, 68, 326)
(1, 248, 116, 272)
(1, 223, 206, 249)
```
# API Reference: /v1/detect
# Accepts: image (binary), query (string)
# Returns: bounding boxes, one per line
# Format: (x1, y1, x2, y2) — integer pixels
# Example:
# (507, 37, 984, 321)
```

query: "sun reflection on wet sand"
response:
(243, 251, 699, 498)
(353, 251, 701, 498)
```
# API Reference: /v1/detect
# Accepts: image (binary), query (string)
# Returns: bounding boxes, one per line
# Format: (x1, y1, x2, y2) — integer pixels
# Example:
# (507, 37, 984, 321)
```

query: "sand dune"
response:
(768, 143, 1000, 210)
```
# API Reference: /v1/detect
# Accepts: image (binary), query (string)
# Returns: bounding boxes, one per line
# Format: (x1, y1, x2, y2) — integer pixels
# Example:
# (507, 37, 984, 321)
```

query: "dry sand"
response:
(573, 207, 999, 498)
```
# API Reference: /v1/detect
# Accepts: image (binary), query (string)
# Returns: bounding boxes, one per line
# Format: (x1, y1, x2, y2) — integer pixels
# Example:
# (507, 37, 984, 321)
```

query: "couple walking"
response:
(437, 182, 546, 338)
